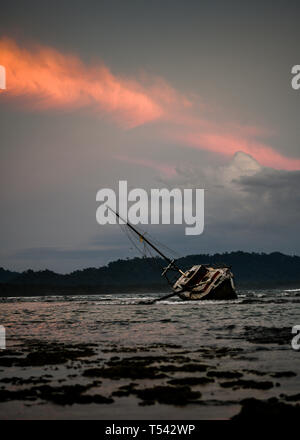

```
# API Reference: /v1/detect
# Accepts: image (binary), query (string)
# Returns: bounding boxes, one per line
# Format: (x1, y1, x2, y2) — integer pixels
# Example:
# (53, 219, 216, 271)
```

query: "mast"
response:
(106, 205, 186, 276)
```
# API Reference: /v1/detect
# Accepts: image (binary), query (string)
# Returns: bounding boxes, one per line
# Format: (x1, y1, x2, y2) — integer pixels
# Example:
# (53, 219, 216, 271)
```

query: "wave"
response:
(284, 288, 300, 292)
(1, 290, 300, 306)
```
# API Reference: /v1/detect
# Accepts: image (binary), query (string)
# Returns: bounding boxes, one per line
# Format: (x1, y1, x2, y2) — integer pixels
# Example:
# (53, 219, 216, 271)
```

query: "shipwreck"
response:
(108, 206, 237, 302)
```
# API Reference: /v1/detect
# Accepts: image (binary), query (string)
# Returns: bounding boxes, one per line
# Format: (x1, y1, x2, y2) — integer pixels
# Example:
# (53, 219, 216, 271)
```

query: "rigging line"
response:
(122, 223, 173, 270)
(145, 245, 165, 270)
(108, 204, 185, 276)
(132, 230, 179, 259)
(120, 211, 178, 258)
(121, 229, 172, 278)
(125, 225, 165, 271)
(123, 227, 174, 275)
(137, 231, 179, 258)
(124, 226, 157, 265)
(122, 225, 145, 258)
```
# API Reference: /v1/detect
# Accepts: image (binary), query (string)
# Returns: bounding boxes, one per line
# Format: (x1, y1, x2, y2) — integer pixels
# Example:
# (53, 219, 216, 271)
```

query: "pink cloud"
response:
(177, 131, 300, 171)
(1, 37, 300, 171)
(0, 37, 188, 128)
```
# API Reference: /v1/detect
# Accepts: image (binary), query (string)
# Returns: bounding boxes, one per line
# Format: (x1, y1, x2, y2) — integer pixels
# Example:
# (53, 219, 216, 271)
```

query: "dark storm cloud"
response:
(238, 168, 300, 193)
(159, 152, 300, 254)
(236, 168, 300, 225)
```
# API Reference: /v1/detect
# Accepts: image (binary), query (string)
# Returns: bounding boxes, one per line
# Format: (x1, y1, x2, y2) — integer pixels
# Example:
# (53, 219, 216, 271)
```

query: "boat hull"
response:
(172, 264, 237, 301)
(177, 277, 237, 301)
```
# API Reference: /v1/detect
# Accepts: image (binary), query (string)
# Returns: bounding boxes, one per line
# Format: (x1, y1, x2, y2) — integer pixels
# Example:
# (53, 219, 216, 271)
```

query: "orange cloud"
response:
(0, 37, 188, 128)
(178, 131, 300, 171)
(1, 37, 300, 171)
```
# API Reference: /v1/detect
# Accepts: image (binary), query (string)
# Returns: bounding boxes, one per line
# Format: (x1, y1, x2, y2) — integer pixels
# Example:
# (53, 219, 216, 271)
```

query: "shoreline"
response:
(1, 338, 299, 420)
(1, 284, 300, 298)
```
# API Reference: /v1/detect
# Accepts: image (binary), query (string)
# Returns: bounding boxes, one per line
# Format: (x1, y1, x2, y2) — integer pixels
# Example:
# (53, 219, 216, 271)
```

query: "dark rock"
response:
(270, 371, 297, 378)
(135, 385, 201, 405)
(0, 383, 113, 405)
(83, 364, 166, 380)
(281, 393, 300, 402)
(207, 371, 243, 379)
(0, 342, 95, 367)
(111, 382, 138, 397)
(168, 377, 214, 386)
(232, 398, 300, 419)
(243, 326, 292, 345)
(160, 363, 208, 373)
(221, 379, 274, 390)
(0, 376, 51, 385)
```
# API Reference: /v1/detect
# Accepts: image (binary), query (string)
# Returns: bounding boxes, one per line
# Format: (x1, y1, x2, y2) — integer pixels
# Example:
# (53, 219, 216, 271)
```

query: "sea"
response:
(0, 288, 299, 419)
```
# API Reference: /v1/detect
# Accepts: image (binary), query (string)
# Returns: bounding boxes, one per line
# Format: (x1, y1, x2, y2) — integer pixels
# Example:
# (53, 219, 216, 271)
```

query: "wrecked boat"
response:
(171, 264, 236, 300)
(108, 206, 237, 302)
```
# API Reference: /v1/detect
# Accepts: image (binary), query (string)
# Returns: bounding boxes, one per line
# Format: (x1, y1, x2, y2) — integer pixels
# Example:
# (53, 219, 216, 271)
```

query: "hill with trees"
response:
(1, 251, 300, 296)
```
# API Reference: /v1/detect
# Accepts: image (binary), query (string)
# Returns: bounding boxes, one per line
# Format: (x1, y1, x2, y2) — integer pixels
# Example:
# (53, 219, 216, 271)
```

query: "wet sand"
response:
(0, 334, 299, 419)
(1, 290, 300, 419)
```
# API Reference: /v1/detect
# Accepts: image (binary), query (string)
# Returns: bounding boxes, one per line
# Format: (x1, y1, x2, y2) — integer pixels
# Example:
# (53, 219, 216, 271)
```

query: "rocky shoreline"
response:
(0, 336, 299, 419)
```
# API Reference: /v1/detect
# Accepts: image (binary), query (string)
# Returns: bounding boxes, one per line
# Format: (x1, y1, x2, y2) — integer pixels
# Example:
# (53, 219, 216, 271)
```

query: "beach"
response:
(0, 289, 300, 419)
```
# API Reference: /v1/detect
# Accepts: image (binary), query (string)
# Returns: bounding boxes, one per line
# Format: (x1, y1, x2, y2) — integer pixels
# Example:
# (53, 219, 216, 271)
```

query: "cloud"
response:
(219, 151, 262, 184)
(1, 37, 300, 171)
(5, 151, 300, 270)
(158, 151, 300, 252)
(236, 166, 300, 225)
(0, 37, 188, 128)
(177, 131, 300, 171)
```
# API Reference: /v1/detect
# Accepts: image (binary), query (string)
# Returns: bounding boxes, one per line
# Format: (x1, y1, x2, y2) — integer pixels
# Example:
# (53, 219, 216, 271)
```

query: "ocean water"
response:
(1, 289, 300, 347)
(0, 288, 300, 419)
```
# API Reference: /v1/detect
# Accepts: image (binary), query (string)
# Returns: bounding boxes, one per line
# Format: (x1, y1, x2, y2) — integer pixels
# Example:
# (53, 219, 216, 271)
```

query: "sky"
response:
(0, 0, 300, 272)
